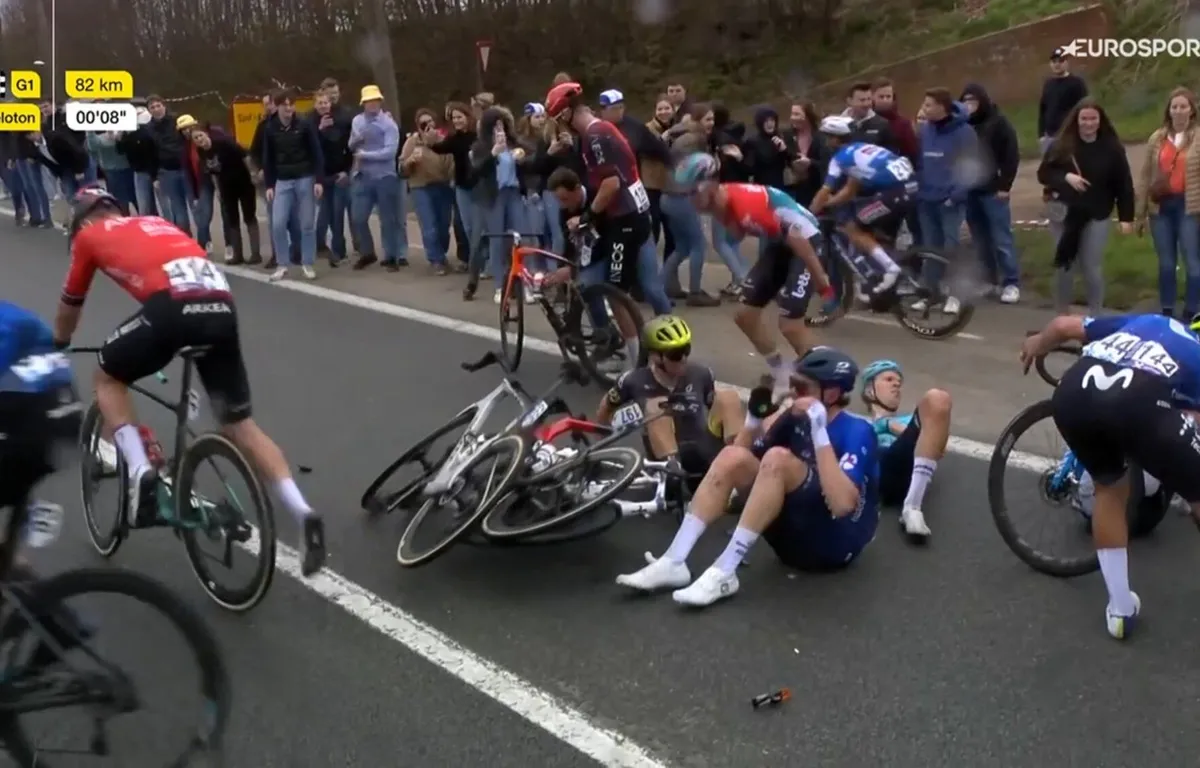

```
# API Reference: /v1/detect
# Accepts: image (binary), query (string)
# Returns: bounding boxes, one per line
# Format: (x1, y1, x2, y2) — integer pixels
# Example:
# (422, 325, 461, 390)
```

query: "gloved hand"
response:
(747, 384, 775, 420)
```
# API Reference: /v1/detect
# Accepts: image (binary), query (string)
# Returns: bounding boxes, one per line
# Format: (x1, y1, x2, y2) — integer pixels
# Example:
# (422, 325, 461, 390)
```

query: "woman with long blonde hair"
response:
(1137, 86, 1200, 318)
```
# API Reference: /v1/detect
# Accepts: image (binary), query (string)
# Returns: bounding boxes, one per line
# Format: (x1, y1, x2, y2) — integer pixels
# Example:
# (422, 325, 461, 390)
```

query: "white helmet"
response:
(818, 115, 855, 136)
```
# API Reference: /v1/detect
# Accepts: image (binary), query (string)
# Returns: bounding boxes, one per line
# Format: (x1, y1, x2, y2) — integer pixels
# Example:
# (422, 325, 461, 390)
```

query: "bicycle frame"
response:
(489, 231, 575, 300)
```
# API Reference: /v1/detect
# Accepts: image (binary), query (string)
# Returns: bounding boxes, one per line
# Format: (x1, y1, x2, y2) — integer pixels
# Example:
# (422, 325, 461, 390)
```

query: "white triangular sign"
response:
(479, 44, 491, 72)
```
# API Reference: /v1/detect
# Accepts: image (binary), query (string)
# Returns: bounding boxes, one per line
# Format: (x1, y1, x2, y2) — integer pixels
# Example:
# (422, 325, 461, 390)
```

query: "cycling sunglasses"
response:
(659, 344, 691, 362)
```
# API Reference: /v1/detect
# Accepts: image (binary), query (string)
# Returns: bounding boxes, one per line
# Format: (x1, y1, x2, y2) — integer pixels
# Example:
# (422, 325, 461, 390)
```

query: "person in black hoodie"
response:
(746, 106, 789, 189)
(0, 133, 28, 225)
(15, 133, 51, 227)
(313, 90, 352, 265)
(961, 83, 1022, 304)
(1037, 98, 1135, 315)
(116, 110, 158, 215)
(31, 104, 88, 229)
(190, 125, 262, 265)
(778, 101, 830, 207)
(1038, 48, 1089, 156)
(144, 95, 192, 234)
(431, 102, 479, 273)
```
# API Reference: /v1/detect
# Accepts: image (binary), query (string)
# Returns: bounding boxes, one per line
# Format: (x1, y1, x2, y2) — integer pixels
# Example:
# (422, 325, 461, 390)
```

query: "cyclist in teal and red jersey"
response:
(675, 153, 835, 388)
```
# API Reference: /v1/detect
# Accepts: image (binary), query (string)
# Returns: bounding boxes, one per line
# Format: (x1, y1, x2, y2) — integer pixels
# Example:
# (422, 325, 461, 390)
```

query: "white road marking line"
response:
(219, 263, 1049, 472)
(90, 439, 672, 768)
(0, 204, 984, 340)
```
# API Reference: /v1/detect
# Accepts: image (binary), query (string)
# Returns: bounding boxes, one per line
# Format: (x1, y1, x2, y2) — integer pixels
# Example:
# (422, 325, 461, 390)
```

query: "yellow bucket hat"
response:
(360, 85, 384, 104)
(175, 114, 198, 131)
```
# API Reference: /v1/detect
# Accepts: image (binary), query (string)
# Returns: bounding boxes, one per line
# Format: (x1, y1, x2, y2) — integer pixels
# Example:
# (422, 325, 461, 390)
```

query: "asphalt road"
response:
(3, 219, 1200, 768)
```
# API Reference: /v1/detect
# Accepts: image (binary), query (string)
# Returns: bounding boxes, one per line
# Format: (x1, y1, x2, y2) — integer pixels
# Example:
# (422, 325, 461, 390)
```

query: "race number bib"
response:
(886, 158, 913, 181)
(1127, 341, 1179, 378)
(628, 180, 650, 213)
(163, 257, 230, 294)
(10, 353, 70, 383)
(611, 402, 644, 428)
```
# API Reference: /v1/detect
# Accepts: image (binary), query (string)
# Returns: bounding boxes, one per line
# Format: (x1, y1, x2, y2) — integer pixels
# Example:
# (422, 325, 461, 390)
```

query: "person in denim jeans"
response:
(176, 115, 216, 252)
(467, 107, 529, 303)
(85, 132, 136, 214)
(262, 90, 325, 281)
(401, 108, 456, 274)
(431, 103, 478, 275)
(1137, 88, 1200, 318)
(0, 135, 27, 225)
(961, 84, 1022, 304)
(16, 135, 51, 227)
(348, 86, 404, 271)
(144, 96, 191, 234)
(119, 109, 158, 215)
(314, 92, 353, 266)
(914, 88, 978, 316)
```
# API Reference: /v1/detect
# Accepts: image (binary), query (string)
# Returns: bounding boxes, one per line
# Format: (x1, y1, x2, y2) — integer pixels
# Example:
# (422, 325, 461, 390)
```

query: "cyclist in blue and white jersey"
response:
(809, 115, 918, 295)
(1023, 311, 1200, 639)
(615, 347, 879, 609)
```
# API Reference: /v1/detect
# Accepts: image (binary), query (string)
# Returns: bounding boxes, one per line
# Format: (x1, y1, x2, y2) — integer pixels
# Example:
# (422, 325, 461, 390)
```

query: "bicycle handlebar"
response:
(1023, 330, 1081, 388)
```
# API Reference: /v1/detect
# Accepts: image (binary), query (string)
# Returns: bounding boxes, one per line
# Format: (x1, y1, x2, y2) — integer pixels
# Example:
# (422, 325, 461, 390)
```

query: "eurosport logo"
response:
(1060, 38, 1200, 58)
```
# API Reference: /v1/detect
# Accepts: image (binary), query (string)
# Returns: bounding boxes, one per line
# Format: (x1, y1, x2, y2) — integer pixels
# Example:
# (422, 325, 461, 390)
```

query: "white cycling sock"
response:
(714, 526, 758, 574)
(903, 458, 937, 509)
(663, 511, 707, 564)
(870, 245, 899, 273)
(113, 425, 150, 481)
(272, 478, 313, 522)
(1097, 548, 1136, 616)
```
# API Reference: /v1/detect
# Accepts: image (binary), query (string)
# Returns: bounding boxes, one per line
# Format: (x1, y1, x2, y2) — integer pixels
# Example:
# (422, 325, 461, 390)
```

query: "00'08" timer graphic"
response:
(64, 103, 137, 133)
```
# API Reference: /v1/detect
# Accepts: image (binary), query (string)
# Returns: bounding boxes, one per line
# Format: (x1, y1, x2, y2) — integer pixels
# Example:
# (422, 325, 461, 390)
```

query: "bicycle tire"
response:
(804, 241, 855, 328)
(78, 401, 127, 559)
(988, 399, 1149, 578)
(0, 568, 230, 768)
(359, 407, 477, 516)
(396, 434, 528, 567)
(499, 279, 526, 373)
(486, 501, 623, 545)
(176, 433, 276, 613)
(481, 446, 643, 539)
(892, 248, 977, 340)
(1034, 345, 1081, 388)
(573, 283, 645, 389)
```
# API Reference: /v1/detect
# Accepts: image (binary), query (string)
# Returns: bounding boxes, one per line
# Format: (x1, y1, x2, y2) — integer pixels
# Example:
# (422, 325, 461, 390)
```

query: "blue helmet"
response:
(792, 346, 859, 393)
(673, 153, 718, 188)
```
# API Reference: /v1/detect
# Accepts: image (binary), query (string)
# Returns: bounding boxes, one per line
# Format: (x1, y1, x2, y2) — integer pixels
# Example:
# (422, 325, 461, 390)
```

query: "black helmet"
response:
(792, 346, 859, 393)
(69, 185, 123, 239)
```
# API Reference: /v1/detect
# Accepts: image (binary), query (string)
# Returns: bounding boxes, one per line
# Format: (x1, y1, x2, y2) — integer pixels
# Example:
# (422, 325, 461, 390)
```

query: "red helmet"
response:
(545, 82, 583, 119)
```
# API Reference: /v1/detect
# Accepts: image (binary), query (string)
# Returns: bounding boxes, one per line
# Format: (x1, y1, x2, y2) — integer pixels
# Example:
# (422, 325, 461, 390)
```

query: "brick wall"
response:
(810, 4, 1111, 114)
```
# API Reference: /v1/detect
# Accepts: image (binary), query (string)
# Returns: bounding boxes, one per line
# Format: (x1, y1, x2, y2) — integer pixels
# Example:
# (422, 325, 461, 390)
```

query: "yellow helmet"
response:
(644, 315, 693, 351)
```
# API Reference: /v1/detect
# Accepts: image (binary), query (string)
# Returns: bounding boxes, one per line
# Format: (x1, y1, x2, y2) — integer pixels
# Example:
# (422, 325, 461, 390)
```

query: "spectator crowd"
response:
(0, 49, 1194, 317)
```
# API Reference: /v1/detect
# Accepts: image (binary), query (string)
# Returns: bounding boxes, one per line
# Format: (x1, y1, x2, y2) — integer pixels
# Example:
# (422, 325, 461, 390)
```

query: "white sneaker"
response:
(999, 285, 1020, 304)
(126, 464, 158, 528)
(493, 288, 503, 305)
(223, 247, 236, 264)
(672, 565, 738, 607)
(269, 267, 288, 282)
(204, 242, 214, 255)
(900, 506, 931, 538)
(615, 552, 692, 592)
(302, 265, 317, 280)
(942, 296, 961, 315)
(1106, 592, 1141, 640)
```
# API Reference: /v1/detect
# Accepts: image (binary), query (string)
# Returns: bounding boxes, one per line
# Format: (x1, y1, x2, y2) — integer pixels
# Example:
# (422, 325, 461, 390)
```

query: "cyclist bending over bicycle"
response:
(808, 115, 917, 296)
(674, 154, 835, 390)
(51, 188, 327, 576)
(596, 316, 744, 484)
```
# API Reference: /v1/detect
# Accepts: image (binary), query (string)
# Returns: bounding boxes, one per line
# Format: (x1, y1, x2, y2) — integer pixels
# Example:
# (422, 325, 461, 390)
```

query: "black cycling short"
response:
(740, 238, 817, 319)
(879, 415, 921, 506)
(593, 212, 651, 291)
(99, 290, 253, 425)
(1053, 358, 1200, 503)
(0, 387, 81, 508)
(851, 182, 917, 240)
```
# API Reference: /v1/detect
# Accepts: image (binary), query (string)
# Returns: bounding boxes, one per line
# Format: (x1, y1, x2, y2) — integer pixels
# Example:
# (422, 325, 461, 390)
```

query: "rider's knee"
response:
(733, 304, 759, 324)
(715, 443, 757, 471)
(918, 388, 953, 420)
(759, 446, 802, 476)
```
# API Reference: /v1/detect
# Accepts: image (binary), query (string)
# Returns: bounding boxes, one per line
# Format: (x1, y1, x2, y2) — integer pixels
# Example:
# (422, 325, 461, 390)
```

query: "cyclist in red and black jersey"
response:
(544, 82, 671, 315)
(52, 187, 327, 576)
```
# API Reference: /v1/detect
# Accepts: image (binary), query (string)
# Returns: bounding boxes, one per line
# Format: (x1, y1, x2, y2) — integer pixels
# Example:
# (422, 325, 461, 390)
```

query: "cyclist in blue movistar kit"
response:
(1023, 312, 1200, 640)
(809, 115, 918, 295)
(616, 347, 879, 609)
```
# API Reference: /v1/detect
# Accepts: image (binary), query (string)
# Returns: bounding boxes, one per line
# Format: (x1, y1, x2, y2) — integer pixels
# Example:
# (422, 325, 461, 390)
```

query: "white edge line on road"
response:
(220, 263, 1050, 474)
(0, 204, 986, 342)
(90, 439, 672, 768)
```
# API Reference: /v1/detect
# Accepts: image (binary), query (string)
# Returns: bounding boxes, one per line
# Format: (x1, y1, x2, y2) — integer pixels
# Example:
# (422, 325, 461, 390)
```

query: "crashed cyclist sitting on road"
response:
(859, 359, 953, 539)
(596, 316, 744, 483)
(616, 347, 880, 609)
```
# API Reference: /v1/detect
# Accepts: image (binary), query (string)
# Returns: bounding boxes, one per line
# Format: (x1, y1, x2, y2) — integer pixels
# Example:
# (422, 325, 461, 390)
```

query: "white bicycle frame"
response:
(607, 460, 672, 518)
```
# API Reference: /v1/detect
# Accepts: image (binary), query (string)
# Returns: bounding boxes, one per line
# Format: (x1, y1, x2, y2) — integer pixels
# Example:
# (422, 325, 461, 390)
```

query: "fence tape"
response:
(157, 79, 325, 107)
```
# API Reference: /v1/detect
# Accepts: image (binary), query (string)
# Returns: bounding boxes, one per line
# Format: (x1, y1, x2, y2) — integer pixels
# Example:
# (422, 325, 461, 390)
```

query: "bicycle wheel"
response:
(396, 434, 528, 567)
(359, 407, 477, 516)
(988, 399, 1147, 578)
(499, 279, 526, 373)
(78, 401, 127, 559)
(0, 568, 230, 768)
(573, 282, 645, 389)
(481, 446, 643, 539)
(1034, 344, 1081, 388)
(891, 248, 977, 340)
(176, 433, 276, 612)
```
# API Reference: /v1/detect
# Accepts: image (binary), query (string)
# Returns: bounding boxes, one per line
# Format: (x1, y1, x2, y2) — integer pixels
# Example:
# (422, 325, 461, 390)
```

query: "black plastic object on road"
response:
(751, 688, 791, 709)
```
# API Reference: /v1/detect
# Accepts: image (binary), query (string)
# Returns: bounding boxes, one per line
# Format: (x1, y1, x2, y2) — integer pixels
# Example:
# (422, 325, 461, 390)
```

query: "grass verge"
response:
(1015, 226, 1165, 309)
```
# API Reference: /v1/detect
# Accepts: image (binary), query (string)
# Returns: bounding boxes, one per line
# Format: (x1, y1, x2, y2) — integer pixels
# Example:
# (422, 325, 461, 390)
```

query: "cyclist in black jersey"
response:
(596, 316, 744, 483)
